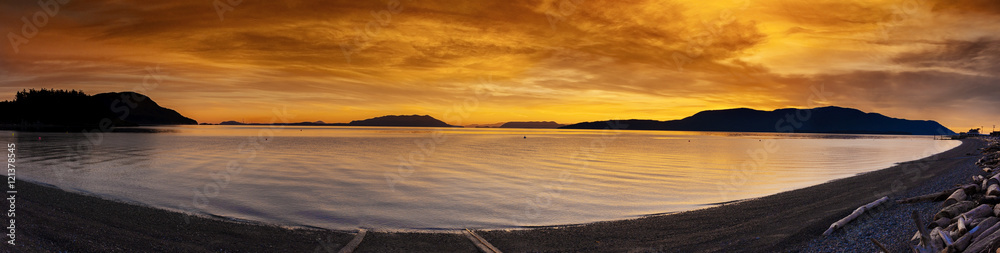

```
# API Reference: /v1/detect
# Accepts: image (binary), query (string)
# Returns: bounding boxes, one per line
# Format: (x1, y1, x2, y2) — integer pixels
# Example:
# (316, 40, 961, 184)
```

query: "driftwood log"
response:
(462, 229, 502, 253)
(962, 204, 994, 221)
(982, 196, 1000, 205)
(943, 189, 968, 207)
(930, 227, 945, 249)
(870, 238, 890, 253)
(912, 211, 939, 253)
(957, 217, 969, 235)
(939, 229, 953, 246)
(945, 222, 959, 237)
(899, 185, 981, 205)
(338, 229, 366, 253)
(975, 217, 998, 235)
(974, 220, 1000, 244)
(936, 201, 977, 220)
(930, 217, 951, 229)
(822, 196, 888, 236)
(970, 183, 982, 193)
(989, 174, 1000, 187)
(948, 224, 977, 252)
(960, 184, 981, 195)
(968, 217, 989, 229)
(966, 223, 1000, 253)
(968, 218, 996, 245)
(898, 190, 953, 204)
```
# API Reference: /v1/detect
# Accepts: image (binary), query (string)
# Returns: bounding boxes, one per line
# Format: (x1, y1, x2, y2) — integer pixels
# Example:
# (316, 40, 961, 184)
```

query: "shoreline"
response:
(6, 139, 983, 252)
(479, 138, 983, 252)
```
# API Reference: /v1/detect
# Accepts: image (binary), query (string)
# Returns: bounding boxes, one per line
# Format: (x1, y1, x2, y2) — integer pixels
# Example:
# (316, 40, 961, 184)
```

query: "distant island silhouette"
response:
(220, 115, 455, 127)
(217, 107, 956, 135)
(560, 106, 956, 135)
(0, 89, 197, 130)
(348, 115, 455, 127)
(219, 120, 350, 126)
(464, 122, 506, 128)
(499, 121, 565, 128)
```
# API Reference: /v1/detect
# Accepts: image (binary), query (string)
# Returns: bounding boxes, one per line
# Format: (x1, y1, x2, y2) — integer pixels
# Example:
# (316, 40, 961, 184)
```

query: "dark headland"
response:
(0, 89, 197, 130)
(561, 106, 956, 135)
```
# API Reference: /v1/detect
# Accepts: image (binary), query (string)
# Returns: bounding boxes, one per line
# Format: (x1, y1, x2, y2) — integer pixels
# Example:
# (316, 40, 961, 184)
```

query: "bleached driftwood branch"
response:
(822, 196, 888, 236)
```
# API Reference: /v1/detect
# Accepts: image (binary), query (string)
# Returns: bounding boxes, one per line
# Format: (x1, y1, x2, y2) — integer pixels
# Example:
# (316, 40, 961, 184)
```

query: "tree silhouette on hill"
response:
(0, 89, 196, 128)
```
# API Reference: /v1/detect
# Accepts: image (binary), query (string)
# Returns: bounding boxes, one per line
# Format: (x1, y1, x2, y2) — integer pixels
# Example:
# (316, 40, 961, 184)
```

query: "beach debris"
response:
(963, 205, 994, 221)
(977, 217, 998, 234)
(338, 229, 367, 253)
(899, 190, 955, 204)
(959, 217, 970, 235)
(990, 174, 1000, 187)
(937, 201, 977, 220)
(973, 222, 1000, 246)
(941, 229, 955, 246)
(463, 229, 502, 253)
(823, 196, 889, 236)
(989, 185, 1000, 196)
(964, 184, 984, 195)
(906, 138, 1000, 252)
(946, 189, 971, 207)
(931, 217, 953, 229)
(983, 196, 1000, 205)
(967, 226, 1000, 253)
(912, 211, 938, 253)
(870, 238, 891, 253)
(951, 224, 977, 252)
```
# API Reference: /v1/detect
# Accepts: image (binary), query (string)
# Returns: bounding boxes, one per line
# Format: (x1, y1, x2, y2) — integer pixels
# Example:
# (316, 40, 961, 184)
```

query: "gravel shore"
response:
(3, 139, 981, 252)
(802, 140, 984, 252)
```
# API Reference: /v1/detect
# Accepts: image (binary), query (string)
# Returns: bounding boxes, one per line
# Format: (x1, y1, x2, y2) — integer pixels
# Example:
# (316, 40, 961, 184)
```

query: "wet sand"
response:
(5, 139, 981, 252)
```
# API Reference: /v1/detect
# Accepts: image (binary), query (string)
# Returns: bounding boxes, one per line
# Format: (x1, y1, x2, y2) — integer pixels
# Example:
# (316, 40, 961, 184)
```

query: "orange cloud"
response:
(0, 0, 997, 130)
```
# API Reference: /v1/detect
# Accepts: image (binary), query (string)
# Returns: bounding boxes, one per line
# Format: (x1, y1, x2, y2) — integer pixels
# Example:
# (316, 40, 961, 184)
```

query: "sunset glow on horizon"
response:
(1, 0, 999, 130)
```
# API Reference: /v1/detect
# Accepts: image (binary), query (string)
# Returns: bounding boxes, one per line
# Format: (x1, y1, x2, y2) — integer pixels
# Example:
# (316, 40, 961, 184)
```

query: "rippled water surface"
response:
(3, 126, 960, 230)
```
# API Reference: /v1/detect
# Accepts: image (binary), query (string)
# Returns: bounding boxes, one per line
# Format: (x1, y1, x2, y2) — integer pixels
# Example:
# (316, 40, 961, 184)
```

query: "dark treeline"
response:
(1, 89, 99, 126)
(0, 89, 196, 129)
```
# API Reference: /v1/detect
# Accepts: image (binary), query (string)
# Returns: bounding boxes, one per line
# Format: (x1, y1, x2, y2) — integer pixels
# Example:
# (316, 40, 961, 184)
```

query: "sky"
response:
(1, 0, 998, 131)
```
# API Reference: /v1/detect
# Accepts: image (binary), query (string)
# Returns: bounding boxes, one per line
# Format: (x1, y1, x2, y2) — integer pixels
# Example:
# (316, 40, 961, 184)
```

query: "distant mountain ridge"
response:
(561, 106, 955, 135)
(0, 89, 197, 128)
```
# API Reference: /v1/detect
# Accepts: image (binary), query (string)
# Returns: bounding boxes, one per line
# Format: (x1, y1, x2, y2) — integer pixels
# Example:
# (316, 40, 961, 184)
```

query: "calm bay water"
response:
(3, 126, 959, 230)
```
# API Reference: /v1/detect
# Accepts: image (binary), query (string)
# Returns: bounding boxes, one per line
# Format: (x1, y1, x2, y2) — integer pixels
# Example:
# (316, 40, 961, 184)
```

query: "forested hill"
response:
(0, 89, 197, 128)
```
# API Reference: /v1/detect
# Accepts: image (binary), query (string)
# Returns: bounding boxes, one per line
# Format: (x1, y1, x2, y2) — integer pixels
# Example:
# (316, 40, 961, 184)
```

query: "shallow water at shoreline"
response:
(3, 126, 960, 230)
